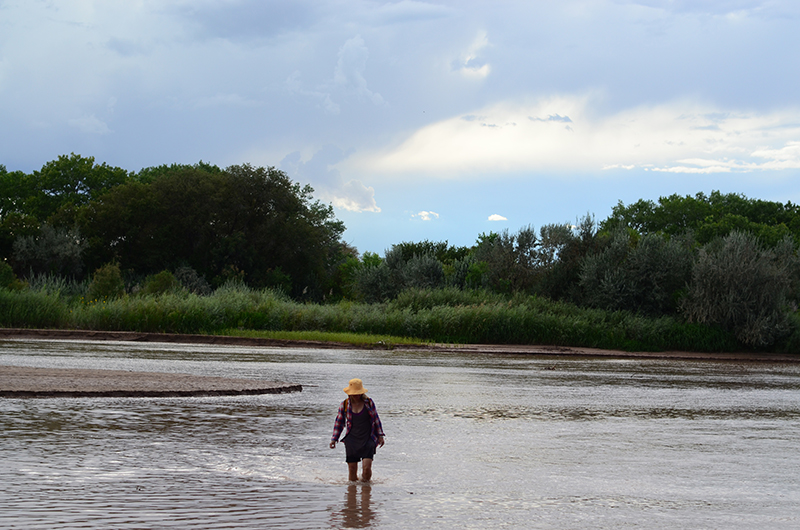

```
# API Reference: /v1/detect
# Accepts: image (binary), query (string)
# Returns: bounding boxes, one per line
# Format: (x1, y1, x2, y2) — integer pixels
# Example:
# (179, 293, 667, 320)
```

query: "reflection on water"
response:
(1, 339, 799, 529)
(331, 484, 376, 529)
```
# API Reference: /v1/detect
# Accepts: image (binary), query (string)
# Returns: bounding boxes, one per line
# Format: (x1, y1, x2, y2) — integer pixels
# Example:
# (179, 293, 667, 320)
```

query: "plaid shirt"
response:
(331, 396, 385, 445)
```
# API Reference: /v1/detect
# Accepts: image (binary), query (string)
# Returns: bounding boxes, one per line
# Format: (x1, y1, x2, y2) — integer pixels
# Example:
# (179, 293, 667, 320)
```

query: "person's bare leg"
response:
(348, 462, 359, 482)
(361, 458, 373, 482)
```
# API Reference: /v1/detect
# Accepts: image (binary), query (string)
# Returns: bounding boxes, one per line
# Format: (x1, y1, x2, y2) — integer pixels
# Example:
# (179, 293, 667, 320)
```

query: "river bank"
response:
(1, 327, 797, 362)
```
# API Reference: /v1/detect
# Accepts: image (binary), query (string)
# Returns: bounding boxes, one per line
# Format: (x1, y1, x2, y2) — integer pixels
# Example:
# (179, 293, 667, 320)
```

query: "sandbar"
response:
(0, 364, 301, 399)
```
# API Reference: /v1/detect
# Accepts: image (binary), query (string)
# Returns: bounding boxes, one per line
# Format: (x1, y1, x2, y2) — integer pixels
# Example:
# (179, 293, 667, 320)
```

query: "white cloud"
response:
(330, 180, 381, 213)
(349, 95, 800, 178)
(286, 71, 341, 115)
(285, 35, 384, 115)
(488, 214, 507, 221)
(68, 114, 111, 135)
(280, 147, 380, 213)
(454, 30, 491, 79)
(334, 35, 385, 106)
(413, 211, 439, 221)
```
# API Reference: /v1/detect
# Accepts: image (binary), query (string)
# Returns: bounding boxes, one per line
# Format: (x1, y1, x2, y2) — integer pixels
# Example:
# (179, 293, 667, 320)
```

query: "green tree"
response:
(80, 163, 345, 300)
(0, 155, 130, 264)
(12, 224, 87, 277)
(389, 240, 469, 266)
(580, 230, 694, 315)
(534, 214, 599, 303)
(602, 191, 800, 245)
(681, 231, 795, 346)
(27, 154, 130, 222)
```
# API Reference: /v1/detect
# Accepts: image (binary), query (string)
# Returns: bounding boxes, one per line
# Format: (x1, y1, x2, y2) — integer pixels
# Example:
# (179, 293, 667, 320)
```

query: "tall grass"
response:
(0, 284, 751, 352)
(0, 288, 69, 328)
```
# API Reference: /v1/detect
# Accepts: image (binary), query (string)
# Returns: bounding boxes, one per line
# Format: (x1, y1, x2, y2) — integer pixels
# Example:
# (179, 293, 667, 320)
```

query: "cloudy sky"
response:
(2, 1, 799, 254)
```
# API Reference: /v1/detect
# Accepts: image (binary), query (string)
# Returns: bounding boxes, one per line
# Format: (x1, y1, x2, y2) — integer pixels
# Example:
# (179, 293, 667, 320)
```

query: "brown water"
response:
(1, 339, 799, 529)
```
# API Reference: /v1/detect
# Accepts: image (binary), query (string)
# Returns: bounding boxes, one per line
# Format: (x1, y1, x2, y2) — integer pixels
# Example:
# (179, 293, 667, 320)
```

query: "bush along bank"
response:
(0, 283, 772, 353)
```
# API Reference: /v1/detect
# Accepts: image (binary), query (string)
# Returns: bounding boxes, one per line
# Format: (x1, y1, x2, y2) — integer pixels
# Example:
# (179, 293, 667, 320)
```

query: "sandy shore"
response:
(0, 327, 797, 362)
(0, 365, 301, 398)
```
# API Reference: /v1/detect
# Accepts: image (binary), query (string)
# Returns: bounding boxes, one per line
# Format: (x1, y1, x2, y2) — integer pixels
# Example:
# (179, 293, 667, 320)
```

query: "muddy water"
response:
(1, 339, 799, 529)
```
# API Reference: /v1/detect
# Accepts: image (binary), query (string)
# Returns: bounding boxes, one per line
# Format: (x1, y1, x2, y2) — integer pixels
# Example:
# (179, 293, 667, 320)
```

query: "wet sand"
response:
(0, 364, 302, 398)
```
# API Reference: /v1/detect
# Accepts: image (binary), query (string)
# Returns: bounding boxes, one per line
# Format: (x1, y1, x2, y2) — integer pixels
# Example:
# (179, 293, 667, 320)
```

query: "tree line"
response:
(1, 154, 347, 299)
(2, 154, 800, 349)
(344, 193, 800, 348)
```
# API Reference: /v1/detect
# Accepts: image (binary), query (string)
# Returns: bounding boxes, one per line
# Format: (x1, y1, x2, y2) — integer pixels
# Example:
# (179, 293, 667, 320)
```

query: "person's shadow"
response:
(333, 483, 375, 528)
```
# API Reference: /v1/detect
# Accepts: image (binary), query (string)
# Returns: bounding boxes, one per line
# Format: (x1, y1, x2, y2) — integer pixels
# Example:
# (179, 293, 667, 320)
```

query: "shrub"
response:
(580, 230, 693, 315)
(86, 262, 125, 301)
(174, 266, 212, 295)
(140, 270, 180, 296)
(681, 231, 794, 346)
(353, 262, 398, 303)
(0, 261, 18, 289)
(402, 254, 445, 290)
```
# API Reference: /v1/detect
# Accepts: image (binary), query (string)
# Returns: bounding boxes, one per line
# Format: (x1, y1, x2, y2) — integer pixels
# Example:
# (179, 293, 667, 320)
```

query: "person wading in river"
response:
(330, 378, 385, 482)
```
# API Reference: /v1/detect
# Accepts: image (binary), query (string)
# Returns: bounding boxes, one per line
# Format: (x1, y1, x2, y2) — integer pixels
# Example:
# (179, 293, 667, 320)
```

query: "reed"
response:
(0, 288, 69, 328)
(0, 284, 753, 352)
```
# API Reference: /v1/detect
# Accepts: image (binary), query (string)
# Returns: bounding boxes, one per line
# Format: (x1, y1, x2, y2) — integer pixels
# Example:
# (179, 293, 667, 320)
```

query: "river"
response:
(1, 339, 798, 529)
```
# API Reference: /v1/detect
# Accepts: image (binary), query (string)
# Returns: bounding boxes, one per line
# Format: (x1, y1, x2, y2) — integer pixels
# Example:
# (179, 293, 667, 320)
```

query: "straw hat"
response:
(343, 378, 368, 395)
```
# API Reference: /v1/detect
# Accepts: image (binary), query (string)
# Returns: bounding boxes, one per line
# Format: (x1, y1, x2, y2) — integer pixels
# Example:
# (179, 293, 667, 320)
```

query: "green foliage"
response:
(86, 263, 126, 301)
(402, 254, 445, 290)
(0, 288, 68, 328)
(391, 287, 506, 311)
(4, 156, 800, 352)
(534, 214, 599, 303)
(0, 260, 17, 289)
(140, 270, 180, 296)
(389, 240, 469, 266)
(775, 312, 800, 354)
(0, 281, 766, 352)
(681, 231, 795, 346)
(0, 212, 40, 261)
(695, 213, 792, 247)
(464, 260, 489, 289)
(260, 267, 292, 294)
(79, 162, 345, 299)
(352, 241, 465, 301)
(602, 191, 800, 245)
(471, 223, 578, 294)
(0, 154, 130, 223)
(471, 227, 537, 293)
(446, 254, 476, 288)
(174, 266, 211, 295)
(361, 251, 383, 268)
(134, 161, 224, 184)
(353, 261, 397, 303)
(27, 273, 87, 298)
(580, 230, 694, 315)
(12, 224, 87, 277)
